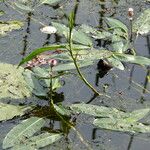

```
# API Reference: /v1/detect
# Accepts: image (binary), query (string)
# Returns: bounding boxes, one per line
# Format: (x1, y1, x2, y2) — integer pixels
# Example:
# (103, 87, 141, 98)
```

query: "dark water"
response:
(0, 0, 150, 149)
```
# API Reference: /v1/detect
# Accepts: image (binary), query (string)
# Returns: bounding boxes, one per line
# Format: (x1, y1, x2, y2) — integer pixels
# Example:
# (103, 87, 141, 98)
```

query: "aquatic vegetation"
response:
(0, 0, 150, 149)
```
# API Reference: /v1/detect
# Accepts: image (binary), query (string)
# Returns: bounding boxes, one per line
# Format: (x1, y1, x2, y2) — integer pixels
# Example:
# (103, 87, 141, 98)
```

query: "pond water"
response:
(0, 0, 150, 150)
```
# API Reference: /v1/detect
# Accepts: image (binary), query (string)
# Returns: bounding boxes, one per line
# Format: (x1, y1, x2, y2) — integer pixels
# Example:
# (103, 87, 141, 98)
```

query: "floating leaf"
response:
(70, 103, 125, 118)
(133, 9, 150, 35)
(114, 53, 150, 66)
(93, 118, 150, 133)
(107, 56, 124, 70)
(0, 103, 31, 121)
(105, 17, 128, 34)
(3, 117, 45, 149)
(0, 63, 31, 100)
(12, 132, 63, 150)
(52, 22, 93, 46)
(0, 21, 23, 36)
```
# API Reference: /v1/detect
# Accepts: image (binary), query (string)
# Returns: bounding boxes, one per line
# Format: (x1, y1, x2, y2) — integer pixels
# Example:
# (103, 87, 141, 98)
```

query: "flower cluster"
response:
(25, 50, 62, 69)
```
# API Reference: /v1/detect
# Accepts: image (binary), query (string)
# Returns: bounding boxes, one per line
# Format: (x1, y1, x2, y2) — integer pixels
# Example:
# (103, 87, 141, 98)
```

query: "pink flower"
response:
(47, 59, 57, 67)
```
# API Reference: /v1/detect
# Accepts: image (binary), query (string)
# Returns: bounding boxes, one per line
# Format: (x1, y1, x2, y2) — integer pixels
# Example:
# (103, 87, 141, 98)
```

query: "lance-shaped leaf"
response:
(93, 118, 150, 133)
(12, 132, 63, 150)
(105, 17, 128, 34)
(51, 22, 93, 46)
(70, 103, 125, 118)
(113, 53, 150, 66)
(3, 117, 45, 149)
(133, 9, 150, 35)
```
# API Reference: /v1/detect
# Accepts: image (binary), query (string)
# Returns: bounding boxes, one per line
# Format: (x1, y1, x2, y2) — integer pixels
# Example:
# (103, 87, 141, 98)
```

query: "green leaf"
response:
(3, 117, 45, 149)
(107, 56, 124, 70)
(79, 24, 112, 40)
(41, 0, 63, 5)
(53, 61, 94, 71)
(105, 17, 128, 34)
(23, 68, 61, 97)
(70, 103, 125, 118)
(14, 2, 33, 11)
(111, 35, 124, 53)
(54, 104, 71, 116)
(93, 118, 150, 133)
(12, 132, 63, 150)
(133, 9, 150, 35)
(0, 63, 31, 100)
(126, 108, 150, 122)
(0, 103, 31, 121)
(51, 22, 93, 46)
(114, 53, 150, 66)
(0, 21, 23, 36)
(73, 49, 112, 61)
(18, 45, 66, 66)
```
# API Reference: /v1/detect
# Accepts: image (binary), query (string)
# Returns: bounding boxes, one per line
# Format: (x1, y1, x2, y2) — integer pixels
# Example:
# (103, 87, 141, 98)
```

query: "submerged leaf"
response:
(0, 103, 31, 121)
(0, 63, 30, 100)
(3, 117, 45, 149)
(0, 21, 23, 36)
(133, 9, 150, 35)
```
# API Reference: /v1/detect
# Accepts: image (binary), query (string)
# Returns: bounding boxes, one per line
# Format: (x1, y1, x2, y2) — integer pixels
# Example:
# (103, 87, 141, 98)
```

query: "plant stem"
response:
(68, 26, 102, 96)
(49, 66, 53, 105)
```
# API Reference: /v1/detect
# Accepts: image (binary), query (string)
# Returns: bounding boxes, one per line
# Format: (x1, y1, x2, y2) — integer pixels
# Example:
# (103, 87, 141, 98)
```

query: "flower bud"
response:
(128, 8, 134, 20)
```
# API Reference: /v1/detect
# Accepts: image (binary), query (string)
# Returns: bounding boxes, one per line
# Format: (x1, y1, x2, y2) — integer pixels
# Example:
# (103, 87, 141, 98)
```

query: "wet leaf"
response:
(133, 9, 150, 35)
(70, 103, 125, 118)
(79, 24, 112, 39)
(3, 117, 45, 149)
(0, 103, 31, 121)
(23, 68, 61, 97)
(0, 21, 23, 36)
(54, 104, 71, 116)
(107, 56, 124, 70)
(114, 53, 150, 66)
(14, 2, 33, 11)
(0, 63, 31, 100)
(105, 17, 128, 34)
(51, 22, 93, 46)
(12, 132, 63, 150)
(93, 118, 150, 133)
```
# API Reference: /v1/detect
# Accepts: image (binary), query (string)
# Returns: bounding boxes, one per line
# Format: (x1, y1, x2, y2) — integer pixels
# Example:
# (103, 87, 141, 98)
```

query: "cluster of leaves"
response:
(1, 1, 150, 149)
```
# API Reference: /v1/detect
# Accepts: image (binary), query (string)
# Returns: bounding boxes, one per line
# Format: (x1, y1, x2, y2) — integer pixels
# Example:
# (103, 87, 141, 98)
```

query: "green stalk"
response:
(67, 18, 102, 96)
